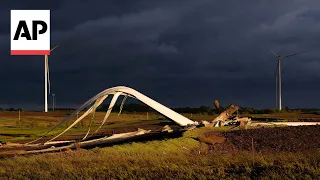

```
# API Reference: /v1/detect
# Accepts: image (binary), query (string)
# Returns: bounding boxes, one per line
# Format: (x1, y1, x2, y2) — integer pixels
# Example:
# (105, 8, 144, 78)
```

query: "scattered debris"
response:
(200, 100, 251, 127)
(161, 125, 173, 133)
(238, 117, 251, 130)
(201, 120, 213, 127)
(214, 100, 224, 113)
(0, 128, 186, 157)
(212, 104, 239, 122)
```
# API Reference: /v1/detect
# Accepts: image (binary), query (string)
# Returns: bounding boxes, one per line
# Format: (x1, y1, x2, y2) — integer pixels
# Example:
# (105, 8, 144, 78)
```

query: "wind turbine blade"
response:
(269, 49, 279, 57)
(282, 50, 309, 59)
(256, 36, 279, 57)
(50, 44, 60, 52)
(46, 55, 51, 95)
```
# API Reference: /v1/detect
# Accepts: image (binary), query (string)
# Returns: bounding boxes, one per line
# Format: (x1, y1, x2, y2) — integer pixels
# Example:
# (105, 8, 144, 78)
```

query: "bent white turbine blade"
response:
(91, 92, 123, 137)
(82, 95, 109, 140)
(47, 106, 95, 143)
(118, 94, 128, 116)
(47, 95, 109, 142)
(28, 86, 198, 145)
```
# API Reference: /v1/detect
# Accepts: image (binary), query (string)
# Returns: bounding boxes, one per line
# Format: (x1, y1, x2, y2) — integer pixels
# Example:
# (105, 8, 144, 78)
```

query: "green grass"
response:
(0, 111, 179, 144)
(1, 112, 320, 179)
(0, 126, 96, 143)
(0, 130, 320, 179)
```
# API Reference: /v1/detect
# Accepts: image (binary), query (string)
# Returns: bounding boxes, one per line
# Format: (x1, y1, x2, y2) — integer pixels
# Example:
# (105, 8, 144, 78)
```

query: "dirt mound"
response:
(222, 125, 320, 153)
(211, 140, 238, 154)
(199, 131, 226, 145)
(193, 131, 238, 154)
(196, 125, 320, 154)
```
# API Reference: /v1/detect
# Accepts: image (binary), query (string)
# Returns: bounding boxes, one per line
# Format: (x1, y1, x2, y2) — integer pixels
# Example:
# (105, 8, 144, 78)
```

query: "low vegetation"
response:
(0, 110, 320, 179)
(0, 126, 320, 179)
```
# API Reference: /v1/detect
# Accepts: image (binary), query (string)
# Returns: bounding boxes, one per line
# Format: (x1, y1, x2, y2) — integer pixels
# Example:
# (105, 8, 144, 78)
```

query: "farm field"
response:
(0, 111, 320, 143)
(0, 111, 175, 143)
(0, 125, 320, 179)
(0, 111, 320, 179)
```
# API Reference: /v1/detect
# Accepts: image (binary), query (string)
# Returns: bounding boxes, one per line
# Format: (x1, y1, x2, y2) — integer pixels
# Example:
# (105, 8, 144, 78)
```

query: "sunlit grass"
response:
(0, 133, 319, 179)
(1, 112, 320, 178)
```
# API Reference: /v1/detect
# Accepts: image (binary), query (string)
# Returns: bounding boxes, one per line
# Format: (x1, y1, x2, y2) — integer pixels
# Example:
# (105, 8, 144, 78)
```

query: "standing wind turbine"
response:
(269, 50, 308, 111)
(267, 69, 284, 109)
(44, 45, 59, 112)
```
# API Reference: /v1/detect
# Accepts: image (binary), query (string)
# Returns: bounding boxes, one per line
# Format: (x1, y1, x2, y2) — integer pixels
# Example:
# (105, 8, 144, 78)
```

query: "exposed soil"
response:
(218, 125, 320, 153)
(249, 113, 320, 122)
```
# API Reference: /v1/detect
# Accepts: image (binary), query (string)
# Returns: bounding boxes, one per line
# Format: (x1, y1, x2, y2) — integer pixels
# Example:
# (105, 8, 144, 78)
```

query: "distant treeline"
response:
(0, 108, 79, 112)
(96, 103, 320, 115)
(1, 104, 320, 115)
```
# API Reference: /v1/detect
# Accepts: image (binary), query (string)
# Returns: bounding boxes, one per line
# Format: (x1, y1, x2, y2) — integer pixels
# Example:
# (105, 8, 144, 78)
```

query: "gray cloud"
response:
(0, 0, 320, 109)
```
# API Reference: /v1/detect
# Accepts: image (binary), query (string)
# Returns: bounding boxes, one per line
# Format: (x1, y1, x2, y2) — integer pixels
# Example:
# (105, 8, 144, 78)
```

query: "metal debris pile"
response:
(201, 100, 251, 128)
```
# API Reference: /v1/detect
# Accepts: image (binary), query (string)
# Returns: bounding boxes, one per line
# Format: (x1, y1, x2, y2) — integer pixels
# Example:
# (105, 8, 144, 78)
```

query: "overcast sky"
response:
(0, 0, 320, 110)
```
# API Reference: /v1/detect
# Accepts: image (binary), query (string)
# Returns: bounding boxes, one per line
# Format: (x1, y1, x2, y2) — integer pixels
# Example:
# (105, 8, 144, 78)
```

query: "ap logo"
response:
(10, 10, 50, 55)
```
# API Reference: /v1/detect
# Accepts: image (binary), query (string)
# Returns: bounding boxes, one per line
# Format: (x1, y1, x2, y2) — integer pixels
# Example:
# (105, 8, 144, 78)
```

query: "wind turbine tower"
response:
(267, 69, 283, 109)
(44, 45, 59, 112)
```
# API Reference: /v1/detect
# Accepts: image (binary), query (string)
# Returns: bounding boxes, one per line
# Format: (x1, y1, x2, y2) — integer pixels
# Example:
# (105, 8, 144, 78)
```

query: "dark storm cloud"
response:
(0, 0, 320, 110)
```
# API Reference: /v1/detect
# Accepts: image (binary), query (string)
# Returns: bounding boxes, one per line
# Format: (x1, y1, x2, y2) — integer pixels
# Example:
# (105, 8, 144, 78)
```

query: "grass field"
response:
(0, 111, 173, 143)
(0, 111, 320, 179)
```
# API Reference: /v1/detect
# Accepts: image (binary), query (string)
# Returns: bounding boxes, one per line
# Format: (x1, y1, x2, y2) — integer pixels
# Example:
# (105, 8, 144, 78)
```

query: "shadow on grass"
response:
(81, 130, 185, 149)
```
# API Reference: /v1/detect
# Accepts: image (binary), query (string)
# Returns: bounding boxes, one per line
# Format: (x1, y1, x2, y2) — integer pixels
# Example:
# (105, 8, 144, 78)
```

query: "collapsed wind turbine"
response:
(44, 45, 59, 112)
(269, 50, 308, 110)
